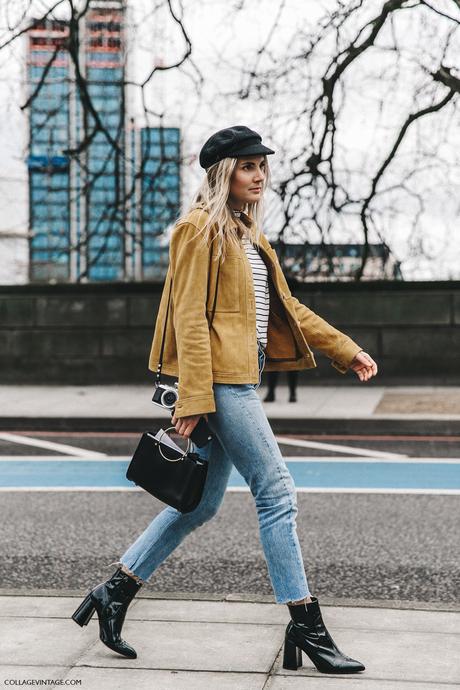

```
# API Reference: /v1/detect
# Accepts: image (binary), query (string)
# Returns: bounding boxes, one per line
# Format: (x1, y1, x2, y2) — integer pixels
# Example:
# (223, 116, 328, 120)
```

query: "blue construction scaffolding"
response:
(26, 2, 181, 283)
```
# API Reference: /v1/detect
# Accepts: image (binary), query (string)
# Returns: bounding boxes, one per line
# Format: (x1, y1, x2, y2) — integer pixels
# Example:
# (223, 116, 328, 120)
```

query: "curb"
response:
(0, 588, 458, 612)
(0, 417, 459, 435)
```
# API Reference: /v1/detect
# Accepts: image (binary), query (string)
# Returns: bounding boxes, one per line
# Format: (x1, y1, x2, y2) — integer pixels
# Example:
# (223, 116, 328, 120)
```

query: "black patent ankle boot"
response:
(72, 567, 142, 658)
(284, 597, 365, 674)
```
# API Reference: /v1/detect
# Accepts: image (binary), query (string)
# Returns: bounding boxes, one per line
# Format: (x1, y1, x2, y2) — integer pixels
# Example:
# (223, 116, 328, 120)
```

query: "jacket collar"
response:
(235, 213, 272, 255)
(231, 208, 254, 229)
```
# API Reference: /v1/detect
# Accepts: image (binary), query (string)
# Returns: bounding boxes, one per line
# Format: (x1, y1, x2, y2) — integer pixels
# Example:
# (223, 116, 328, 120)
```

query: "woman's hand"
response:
(171, 412, 209, 439)
(349, 351, 378, 382)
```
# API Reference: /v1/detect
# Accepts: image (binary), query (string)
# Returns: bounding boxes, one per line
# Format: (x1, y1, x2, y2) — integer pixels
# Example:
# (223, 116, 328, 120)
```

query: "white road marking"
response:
(275, 435, 408, 460)
(0, 433, 107, 458)
(280, 456, 460, 464)
(0, 487, 141, 491)
(0, 487, 458, 495)
(0, 456, 119, 462)
(227, 487, 460, 495)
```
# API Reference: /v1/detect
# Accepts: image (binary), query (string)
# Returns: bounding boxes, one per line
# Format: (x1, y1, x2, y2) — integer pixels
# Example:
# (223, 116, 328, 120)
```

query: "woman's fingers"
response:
(363, 353, 378, 374)
(367, 356, 378, 375)
(176, 420, 188, 437)
(353, 351, 378, 381)
(173, 414, 200, 438)
(356, 364, 373, 381)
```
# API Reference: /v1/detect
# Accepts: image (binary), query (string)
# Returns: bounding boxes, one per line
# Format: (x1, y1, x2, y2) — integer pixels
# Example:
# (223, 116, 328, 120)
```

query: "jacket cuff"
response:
(174, 394, 216, 418)
(331, 342, 363, 374)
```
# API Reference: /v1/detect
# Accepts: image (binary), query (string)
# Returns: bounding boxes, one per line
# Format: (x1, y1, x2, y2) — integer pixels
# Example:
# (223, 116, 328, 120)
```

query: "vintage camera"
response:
(151, 381, 213, 448)
(152, 382, 179, 410)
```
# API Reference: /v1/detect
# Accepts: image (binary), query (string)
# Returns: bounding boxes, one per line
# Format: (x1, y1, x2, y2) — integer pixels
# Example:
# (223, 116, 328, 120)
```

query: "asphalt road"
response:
(0, 432, 458, 607)
(1, 490, 458, 605)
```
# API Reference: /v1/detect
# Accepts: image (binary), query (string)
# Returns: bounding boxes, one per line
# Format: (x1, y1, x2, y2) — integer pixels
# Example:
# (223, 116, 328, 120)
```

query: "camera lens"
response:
(161, 389, 178, 408)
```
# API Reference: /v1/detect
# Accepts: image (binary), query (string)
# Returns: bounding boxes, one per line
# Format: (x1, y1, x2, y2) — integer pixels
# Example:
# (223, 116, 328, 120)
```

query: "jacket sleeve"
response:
(169, 221, 216, 418)
(288, 294, 363, 374)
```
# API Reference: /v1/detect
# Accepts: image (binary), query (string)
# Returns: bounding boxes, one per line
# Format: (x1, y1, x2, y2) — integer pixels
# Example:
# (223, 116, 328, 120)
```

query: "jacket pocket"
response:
(208, 255, 241, 313)
(266, 308, 299, 360)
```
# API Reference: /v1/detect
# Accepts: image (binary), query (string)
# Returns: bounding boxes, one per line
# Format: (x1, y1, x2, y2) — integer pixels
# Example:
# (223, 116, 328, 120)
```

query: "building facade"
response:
(26, 0, 181, 283)
(27, 19, 71, 281)
(276, 243, 402, 281)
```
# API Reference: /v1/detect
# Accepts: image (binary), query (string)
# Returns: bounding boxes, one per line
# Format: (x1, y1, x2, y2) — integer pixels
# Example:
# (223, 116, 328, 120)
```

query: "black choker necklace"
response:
(232, 209, 243, 217)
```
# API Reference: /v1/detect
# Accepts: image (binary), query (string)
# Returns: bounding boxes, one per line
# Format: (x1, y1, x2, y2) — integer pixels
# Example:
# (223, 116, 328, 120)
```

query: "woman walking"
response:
(72, 125, 378, 673)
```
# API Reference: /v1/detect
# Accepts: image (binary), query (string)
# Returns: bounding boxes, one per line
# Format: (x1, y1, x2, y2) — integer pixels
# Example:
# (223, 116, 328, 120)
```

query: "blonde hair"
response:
(175, 155, 271, 263)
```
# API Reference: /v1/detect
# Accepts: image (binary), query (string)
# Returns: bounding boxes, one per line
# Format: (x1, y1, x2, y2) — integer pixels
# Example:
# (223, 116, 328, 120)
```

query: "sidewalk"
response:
(1, 592, 458, 688)
(1, 384, 460, 433)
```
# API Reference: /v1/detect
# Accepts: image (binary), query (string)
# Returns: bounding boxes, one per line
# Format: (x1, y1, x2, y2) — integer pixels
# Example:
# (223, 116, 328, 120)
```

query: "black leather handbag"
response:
(125, 246, 221, 513)
(126, 428, 208, 513)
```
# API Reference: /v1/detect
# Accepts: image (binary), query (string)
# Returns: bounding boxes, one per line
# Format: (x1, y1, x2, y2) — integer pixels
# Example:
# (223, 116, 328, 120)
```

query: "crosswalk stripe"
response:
(275, 435, 408, 459)
(0, 433, 107, 458)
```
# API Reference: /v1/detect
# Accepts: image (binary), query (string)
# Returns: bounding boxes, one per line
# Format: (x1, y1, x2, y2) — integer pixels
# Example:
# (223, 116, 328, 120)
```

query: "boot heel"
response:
(283, 634, 302, 670)
(296, 646, 302, 667)
(72, 594, 95, 626)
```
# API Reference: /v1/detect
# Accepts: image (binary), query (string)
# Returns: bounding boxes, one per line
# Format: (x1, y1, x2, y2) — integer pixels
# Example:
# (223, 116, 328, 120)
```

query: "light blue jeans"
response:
(119, 339, 311, 603)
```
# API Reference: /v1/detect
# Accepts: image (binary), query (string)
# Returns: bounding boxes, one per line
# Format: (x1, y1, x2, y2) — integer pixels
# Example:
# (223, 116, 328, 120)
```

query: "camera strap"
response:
(155, 243, 221, 385)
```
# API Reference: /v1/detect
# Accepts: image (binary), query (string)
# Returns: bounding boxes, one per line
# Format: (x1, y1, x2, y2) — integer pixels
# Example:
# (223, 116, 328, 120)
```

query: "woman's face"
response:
(228, 155, 266, 209)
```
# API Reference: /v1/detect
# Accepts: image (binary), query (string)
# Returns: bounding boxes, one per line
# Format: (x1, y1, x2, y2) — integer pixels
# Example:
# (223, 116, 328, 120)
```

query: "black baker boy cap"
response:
(199, 125, 275, 170)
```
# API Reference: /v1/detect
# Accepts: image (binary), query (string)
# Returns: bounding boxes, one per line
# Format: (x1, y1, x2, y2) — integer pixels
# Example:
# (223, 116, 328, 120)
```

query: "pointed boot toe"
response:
(341, 650, 365, 672)
(313, 647, 365, 674)
(103, 637, 137, 659)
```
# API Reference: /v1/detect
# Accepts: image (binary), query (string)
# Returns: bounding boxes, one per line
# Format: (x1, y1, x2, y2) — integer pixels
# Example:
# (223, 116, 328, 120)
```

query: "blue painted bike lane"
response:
(0, 457, 459, 492)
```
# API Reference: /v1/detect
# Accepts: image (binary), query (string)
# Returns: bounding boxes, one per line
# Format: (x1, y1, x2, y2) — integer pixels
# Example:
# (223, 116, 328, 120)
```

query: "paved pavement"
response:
(1, 384, 460, 433)
(1, 593, 459, 689)
(3, 383, 460, 418)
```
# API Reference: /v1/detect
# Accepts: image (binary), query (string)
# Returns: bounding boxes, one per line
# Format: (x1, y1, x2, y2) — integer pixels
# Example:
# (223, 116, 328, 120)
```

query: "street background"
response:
(1, 383, 459, 604)
(1, 383, 459, 688)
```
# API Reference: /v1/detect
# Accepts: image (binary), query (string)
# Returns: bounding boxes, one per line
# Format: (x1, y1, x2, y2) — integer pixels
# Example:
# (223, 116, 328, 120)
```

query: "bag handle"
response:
(155, 240, 221, 386)
(155, 426, 192, 462)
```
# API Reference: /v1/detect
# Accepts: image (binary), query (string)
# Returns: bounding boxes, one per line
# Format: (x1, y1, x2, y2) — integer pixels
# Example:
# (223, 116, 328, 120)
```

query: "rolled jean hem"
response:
(108, 559, 146, 584)
(114, 553, 311, 601)
(275, 589, 312, 605)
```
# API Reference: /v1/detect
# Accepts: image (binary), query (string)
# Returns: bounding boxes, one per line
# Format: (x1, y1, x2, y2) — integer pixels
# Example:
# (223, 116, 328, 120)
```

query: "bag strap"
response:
(155, 244, 221, 385)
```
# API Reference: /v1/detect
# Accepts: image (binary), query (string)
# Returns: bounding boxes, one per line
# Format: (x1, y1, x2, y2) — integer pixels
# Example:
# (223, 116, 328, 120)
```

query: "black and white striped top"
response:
(241, 235, 270, 348)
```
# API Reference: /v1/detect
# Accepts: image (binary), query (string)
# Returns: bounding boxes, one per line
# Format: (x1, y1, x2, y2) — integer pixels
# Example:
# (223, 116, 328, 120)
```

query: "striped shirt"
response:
(241, 235, 270, 349)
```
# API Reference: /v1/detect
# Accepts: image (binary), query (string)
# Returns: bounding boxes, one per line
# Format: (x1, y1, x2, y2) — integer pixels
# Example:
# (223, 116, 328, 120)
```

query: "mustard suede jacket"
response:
(148, 208, 363, 418)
